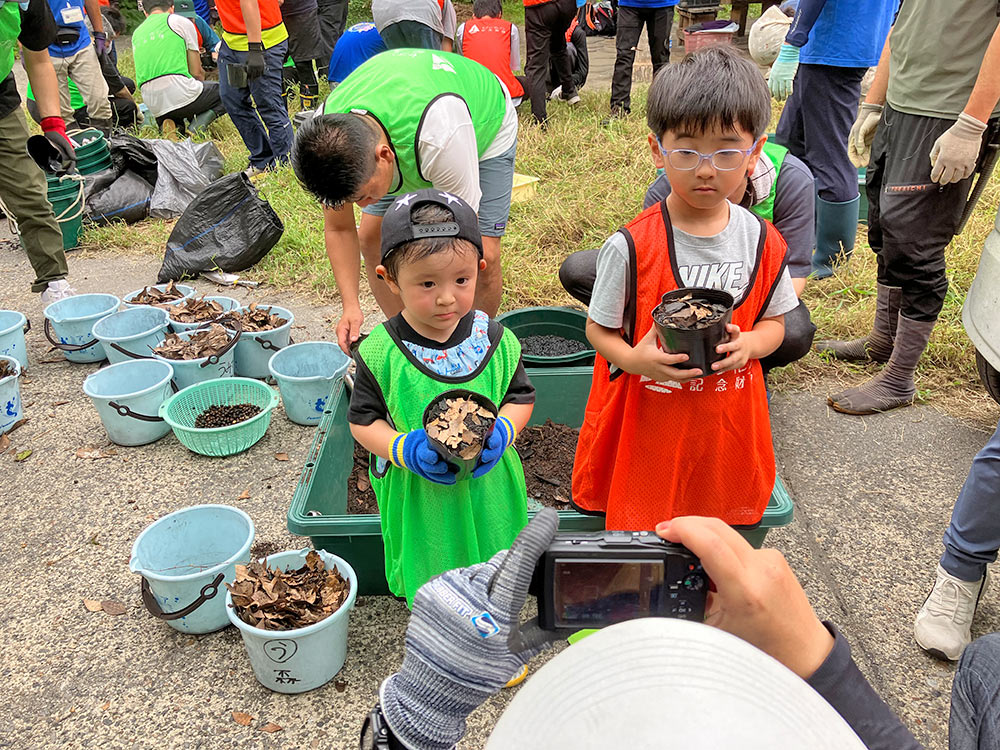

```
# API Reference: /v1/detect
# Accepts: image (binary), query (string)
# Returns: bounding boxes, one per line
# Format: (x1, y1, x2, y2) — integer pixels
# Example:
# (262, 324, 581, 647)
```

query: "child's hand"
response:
(628, 327, 703, 383)
(390, 429, 457, 485)
(472, 416, 516, 478)
(712, 324, 750, 374)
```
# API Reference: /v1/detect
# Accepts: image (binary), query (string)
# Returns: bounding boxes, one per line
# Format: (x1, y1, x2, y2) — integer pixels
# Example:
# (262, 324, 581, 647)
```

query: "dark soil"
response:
(347, 442, 379, 515)
(249, 540, 282, 560)
(516, 420, 579, 508)
(194, 403, 261, 428)
(519, 335, 590, 358)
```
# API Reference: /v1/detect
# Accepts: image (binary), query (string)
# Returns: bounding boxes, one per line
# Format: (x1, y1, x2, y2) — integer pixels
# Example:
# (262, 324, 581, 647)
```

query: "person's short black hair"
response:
(143, 0, 173, 12)
(647, 46, 770, 141)
(473, 0, 502, 17)
(102, 7, 126, 35)
(382, 203, 479, 280)
(291, 114, 379, 208)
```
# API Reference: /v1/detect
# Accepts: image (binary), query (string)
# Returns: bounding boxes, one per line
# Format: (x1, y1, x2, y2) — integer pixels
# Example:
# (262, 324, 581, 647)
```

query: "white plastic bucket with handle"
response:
(0, 310, 30, 370)
(0, 355, 23, 434)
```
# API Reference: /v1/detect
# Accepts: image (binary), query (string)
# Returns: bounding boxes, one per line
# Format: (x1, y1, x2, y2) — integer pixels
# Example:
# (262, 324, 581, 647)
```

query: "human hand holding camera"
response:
(655, 515, 835, 680)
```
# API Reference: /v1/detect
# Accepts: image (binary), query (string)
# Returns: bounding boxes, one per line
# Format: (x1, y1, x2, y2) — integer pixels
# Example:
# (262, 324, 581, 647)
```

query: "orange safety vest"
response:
(572, 201, 788, 531)
(217, 0, 283, 38)
(524, 0, 554, 8)
(461, 17, 524, 99)
(565, 15, 578, 43)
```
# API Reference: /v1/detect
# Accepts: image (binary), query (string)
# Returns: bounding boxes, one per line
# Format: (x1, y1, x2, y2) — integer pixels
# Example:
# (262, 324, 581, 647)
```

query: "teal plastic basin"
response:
(496, 306, 595, 367)
(287, 373, 794, 596)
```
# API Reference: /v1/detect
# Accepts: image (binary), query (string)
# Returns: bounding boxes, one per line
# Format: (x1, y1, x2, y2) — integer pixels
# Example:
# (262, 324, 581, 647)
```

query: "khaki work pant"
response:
(50, 46, 111, 124)
(0, 107, 68, 291)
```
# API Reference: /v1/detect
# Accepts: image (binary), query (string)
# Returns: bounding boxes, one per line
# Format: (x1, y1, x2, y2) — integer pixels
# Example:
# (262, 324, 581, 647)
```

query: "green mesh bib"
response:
(358, 321, 529, 604)
(750, 140, 788, 223)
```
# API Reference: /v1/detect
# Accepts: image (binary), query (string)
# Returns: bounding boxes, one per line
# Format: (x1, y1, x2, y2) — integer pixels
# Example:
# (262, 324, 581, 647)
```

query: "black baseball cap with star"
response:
(379, 189, 483, 264)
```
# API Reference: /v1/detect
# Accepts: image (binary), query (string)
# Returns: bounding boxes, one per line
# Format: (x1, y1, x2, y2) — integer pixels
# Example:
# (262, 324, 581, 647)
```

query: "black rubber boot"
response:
(815, 283, 901, 363)
(827, 314, 936, 415)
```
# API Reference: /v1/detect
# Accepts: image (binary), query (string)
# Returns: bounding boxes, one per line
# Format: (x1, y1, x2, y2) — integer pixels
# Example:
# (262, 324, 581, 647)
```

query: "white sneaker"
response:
(548, 86, 562, 101)
(40, 279, 76, 306)
(914, 564, 989, 661)
(563, 93, 581, 105)
(244, 165, 266, 178)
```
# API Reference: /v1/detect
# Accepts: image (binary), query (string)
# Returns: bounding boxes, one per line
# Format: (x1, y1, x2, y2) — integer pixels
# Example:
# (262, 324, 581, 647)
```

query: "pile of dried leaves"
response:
(236, 303, 287, 332)
(227, 550, 350, 631)
(0, 359, 16, 379)
(425, 395, 495, 460)
(169, 296, 225, 323)
(152, 324, 230, 360)
(131, 281, 185, 305)
(653, 294, 729, 330)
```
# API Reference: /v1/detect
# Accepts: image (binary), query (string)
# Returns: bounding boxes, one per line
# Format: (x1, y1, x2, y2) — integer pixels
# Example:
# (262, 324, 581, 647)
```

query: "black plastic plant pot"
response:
(421, 389, 499, 481)
(652, 287, 735, 373)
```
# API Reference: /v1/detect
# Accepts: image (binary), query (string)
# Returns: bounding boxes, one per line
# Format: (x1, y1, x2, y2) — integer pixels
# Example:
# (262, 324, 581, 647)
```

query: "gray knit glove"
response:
(380, 509, 561, 750)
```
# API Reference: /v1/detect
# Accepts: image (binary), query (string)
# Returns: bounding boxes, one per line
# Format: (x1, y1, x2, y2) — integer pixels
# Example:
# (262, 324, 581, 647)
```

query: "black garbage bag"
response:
(157, 172, 284, 282)
(86, 170, 154, 225)
(108, 133, 159, 186)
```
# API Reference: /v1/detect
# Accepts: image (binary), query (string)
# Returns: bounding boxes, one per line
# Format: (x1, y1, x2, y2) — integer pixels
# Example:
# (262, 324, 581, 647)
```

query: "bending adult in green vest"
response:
(1, 0, 78, 303)
(558, 138, 819, 376)
(291, 48, 519, 354)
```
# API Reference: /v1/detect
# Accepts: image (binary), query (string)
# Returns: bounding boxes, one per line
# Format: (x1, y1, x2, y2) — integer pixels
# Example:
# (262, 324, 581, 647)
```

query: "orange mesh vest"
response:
(462, 18, 524, 99)
(572, 201, 788, 530)
(217, 0, 283, 37)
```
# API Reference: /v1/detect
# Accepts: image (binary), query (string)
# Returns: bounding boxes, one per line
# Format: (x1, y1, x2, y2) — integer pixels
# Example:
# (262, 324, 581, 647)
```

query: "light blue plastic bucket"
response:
(93, 306, 170, 364)
(0, 310, 29, 370)
(83, 359, 175, 446)
(0, 355, 22, 434)
(168, 296, 241, 333)
(122, 283, 196, 309)
(131, 504, 255, 635)
(226, 548, 357, 693)
(43, 293, 120, 363)
(233, 305, 294, 379)
(152, 327, 240, 390)
(267, 341, 350, 425)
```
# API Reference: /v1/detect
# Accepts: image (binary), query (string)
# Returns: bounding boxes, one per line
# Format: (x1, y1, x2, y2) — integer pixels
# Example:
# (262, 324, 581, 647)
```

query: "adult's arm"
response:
(238, 0, 263, 43)
(171, 16, 205, 80)
(324, 205, 365, 353)
(571, 27, 588, 91)
(960, 23, 1000, 124)
(864, 30, 891, 106)
(97, 41, 130, 96)
(187, 49, 206, 80)
(782, 0, 827, 48)
(19, 0, 59, 119)
(510, 24, 520, 71)
(441, 0, 456, 51)
(455, 21, 465, 55)
(84, 0, 105, 32)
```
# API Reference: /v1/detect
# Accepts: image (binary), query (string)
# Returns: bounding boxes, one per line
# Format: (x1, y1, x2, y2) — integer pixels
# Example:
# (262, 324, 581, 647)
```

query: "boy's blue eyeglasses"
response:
(656, 137, 762, 172)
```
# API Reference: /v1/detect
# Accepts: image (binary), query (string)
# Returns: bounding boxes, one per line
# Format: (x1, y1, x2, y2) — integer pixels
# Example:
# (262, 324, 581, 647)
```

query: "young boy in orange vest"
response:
(457, 0, 526, 106)
(572, 47, 798, 531)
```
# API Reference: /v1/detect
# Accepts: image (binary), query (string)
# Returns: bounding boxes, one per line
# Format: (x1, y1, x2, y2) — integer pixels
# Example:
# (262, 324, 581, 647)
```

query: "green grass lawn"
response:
(79, 50, 1000, 421)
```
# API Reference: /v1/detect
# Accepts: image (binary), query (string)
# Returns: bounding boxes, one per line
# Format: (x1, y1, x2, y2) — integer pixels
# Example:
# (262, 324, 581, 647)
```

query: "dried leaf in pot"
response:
(653, 294, 729, 330)
(152, 324, 231, 360)
(425, 396, 496, 459)
(236, 303, 288, 332)
(131, 281, 185, 305)
(169, 295, 225, 323)
(0, 359, 16, 379)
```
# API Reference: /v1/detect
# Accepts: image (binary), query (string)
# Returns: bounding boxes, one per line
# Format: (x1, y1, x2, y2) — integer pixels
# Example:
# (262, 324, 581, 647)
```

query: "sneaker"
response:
(503, 664, 528, 689)
(562, 93, 581, 105)
(40, 279, 76, 306)
(244, 165, 267, 178)
(914, 564, 989, 661)
(548, 86, 562, 101)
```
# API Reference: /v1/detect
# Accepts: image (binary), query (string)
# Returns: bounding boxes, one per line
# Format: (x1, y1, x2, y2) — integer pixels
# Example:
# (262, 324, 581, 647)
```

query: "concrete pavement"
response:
(3, 241, 999, 748)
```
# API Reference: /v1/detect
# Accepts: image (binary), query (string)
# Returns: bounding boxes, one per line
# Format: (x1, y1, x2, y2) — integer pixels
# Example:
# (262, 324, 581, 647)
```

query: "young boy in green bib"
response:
(348, 189, 534, 607)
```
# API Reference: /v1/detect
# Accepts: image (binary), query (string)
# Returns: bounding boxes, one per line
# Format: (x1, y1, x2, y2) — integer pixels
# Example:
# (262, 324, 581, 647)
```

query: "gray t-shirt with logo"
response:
(589, 202, 798, 330)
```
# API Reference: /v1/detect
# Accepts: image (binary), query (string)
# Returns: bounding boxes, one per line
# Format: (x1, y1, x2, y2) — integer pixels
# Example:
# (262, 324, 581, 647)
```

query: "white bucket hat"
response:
(486, 618, 867, 750)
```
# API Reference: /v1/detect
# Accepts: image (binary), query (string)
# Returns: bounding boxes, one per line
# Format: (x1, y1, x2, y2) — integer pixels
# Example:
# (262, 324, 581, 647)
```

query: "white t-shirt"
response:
(405, 83, 519, 212)
(373, 0, 455, 36)
(138, 14, 204, 118)
(589, 201, 798, 330)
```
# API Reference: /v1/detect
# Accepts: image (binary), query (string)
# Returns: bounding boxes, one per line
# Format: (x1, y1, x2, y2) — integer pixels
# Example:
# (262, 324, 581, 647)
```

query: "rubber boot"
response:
(815, 283, 901, 363)
(189, 109, 219, 135)
(827, 314, 936, 415)
(90, 116, 114, 138)
(812, 194, 860, 279)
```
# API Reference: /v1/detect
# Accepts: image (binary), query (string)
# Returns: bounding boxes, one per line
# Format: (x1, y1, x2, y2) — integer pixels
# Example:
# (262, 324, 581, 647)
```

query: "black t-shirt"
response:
(348, 311, 536, 427)
(0, 0, 58, 119)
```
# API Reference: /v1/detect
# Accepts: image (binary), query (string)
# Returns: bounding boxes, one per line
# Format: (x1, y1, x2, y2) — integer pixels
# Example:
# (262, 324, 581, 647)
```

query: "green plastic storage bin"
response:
(287, 376, 794, 596)
(496, 306, 595, 367)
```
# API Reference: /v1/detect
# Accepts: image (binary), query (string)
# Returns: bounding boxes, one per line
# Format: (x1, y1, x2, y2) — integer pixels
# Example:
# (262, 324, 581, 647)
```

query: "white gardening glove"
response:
(929, 113, 987, 185)
(848, 102, 882, 169)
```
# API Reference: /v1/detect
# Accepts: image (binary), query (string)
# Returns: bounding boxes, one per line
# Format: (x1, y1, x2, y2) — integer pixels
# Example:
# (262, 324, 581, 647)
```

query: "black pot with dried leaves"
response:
(652, 287, 735, 374)
(225, 548, 357, 694)
(422, 390, 499, 480)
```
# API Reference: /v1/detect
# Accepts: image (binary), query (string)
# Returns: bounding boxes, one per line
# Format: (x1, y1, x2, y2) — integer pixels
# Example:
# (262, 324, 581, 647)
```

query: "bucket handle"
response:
(139, 572, 225, 621)
(107, 400, 165, 422)
(194, 315, 243, 367)
(23, 317, 30, 335)
(256, 334, 294, 353)
(43, 317, 98, 351)
(110, 341, 153, 360)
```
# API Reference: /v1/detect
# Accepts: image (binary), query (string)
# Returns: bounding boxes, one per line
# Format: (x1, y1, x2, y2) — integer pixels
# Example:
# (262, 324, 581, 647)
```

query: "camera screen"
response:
(553, 559, 665, 628)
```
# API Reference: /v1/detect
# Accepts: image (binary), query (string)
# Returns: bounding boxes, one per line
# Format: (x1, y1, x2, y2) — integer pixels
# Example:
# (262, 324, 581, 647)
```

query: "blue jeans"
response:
(218, 40, 294, 170)
(950, 633, 1000, 750)
(941, 417, 1000, 581)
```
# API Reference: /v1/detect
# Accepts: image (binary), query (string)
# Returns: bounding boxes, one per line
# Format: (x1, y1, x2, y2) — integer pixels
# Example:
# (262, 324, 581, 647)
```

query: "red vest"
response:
(462, 17, 524, 99)
(217, 0, 283, 37)
(572, 202, 788, 530)
(524, 0, 554, 8)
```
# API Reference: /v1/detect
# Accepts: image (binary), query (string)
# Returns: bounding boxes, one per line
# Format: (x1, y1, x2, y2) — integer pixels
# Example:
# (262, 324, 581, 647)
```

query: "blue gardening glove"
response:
(768, 43, 799, 101)
(472, 415, 516, 479)
(94, 30, 107, 56)
(381, 509, 561, 750)
(389, 429, 457, 485)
